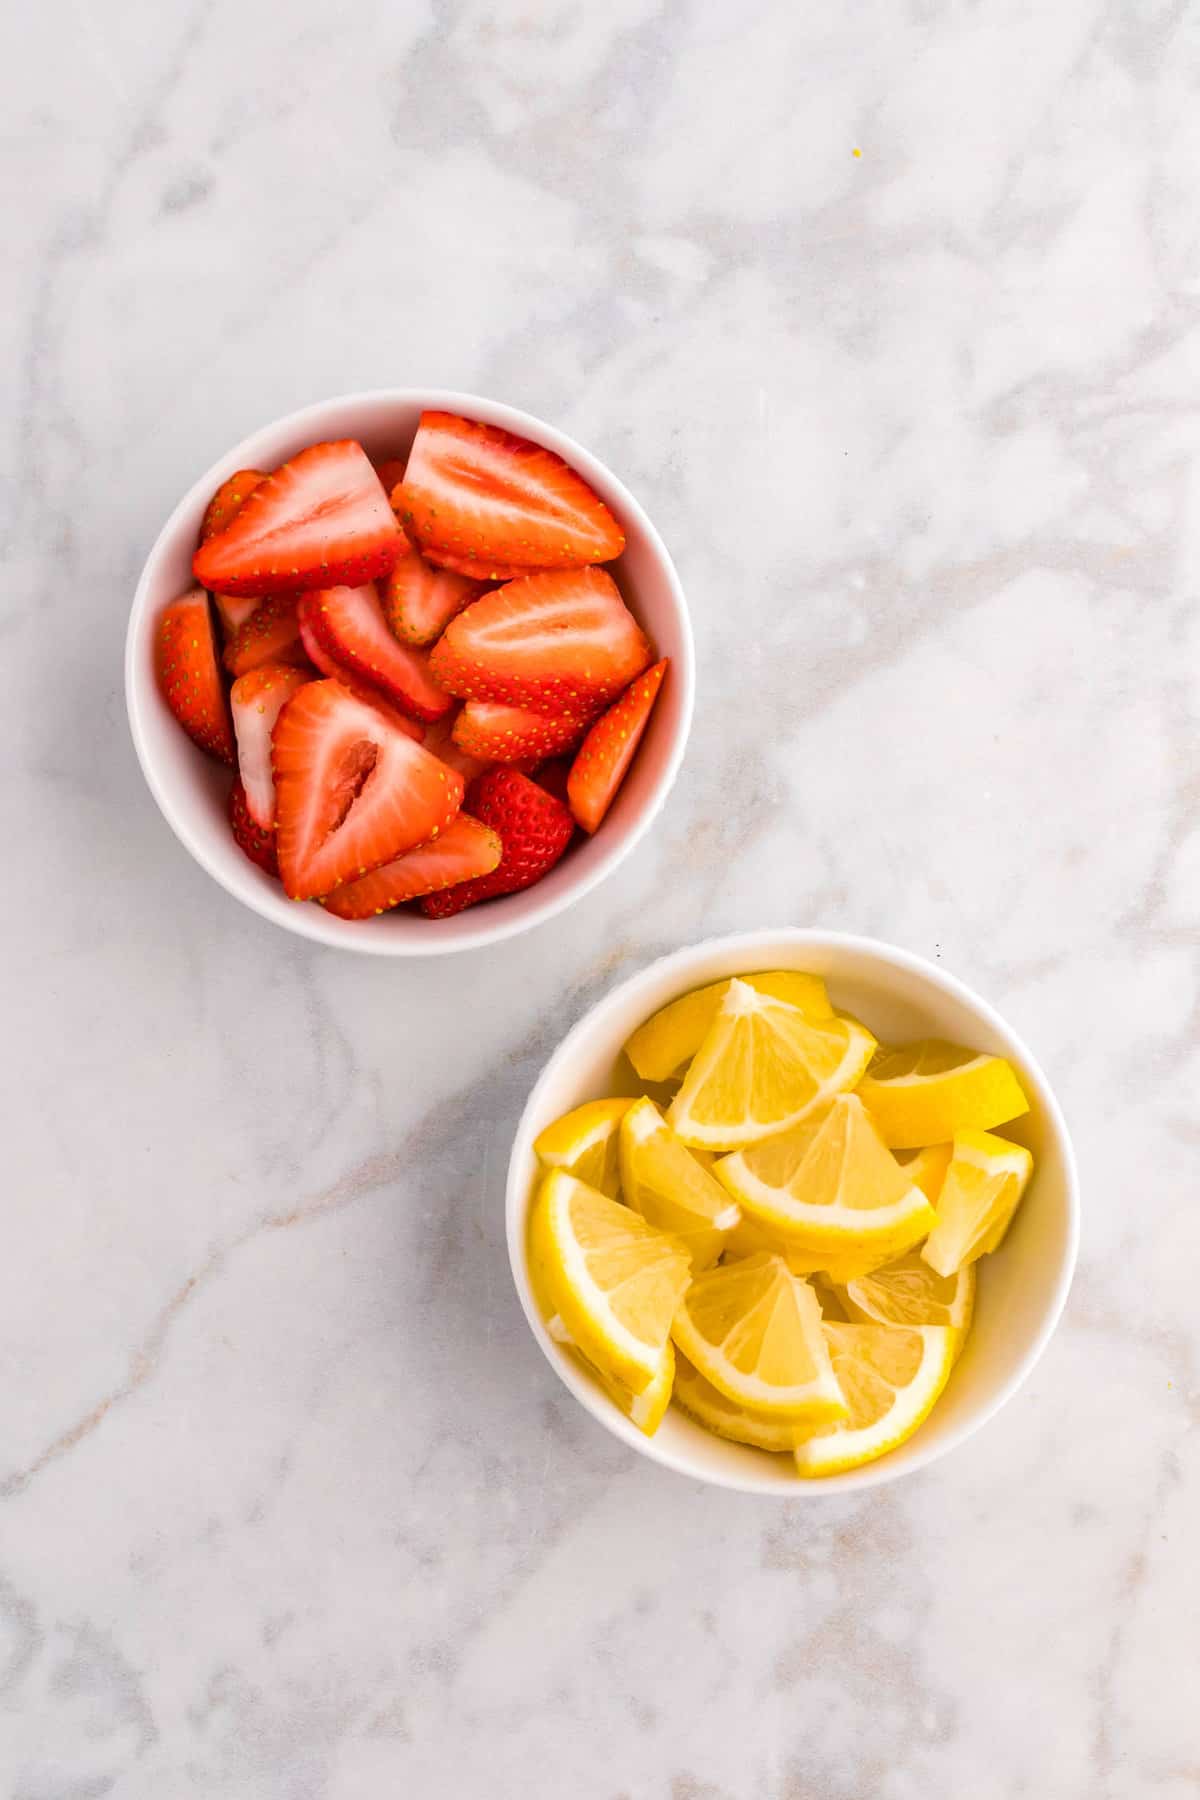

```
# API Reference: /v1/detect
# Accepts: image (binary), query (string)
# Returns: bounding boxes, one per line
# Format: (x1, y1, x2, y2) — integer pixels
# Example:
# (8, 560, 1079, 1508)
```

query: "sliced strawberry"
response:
(451, 700, 590, 764)
(297, 585, 451, 722)
(397, 411, 625, 571)
(321, 813, 503, 920)
(229, 777, 279, 875)
(154, 590, 235, 763)
(429, 568, 651, 712)
(223, 594, 310, 678)
(380, 548, 484, 646)
(193, 440, 403, 598)
(230, 663, 312, 829)
(420, 709, 491, 785)
(272, 681, 463, 900)
(567, 659, 668, 834)
(420, 767, 574, 917)
(421, 546, 540, 582)
(200, 469, 267, 544)
(295, 599, 424, 740)
(212, 592, 260, 637)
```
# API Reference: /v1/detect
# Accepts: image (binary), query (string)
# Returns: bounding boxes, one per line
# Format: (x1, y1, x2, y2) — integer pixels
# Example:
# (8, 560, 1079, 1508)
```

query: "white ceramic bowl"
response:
(507, 929, 1079, 1495)
(126, 390, 693, 954)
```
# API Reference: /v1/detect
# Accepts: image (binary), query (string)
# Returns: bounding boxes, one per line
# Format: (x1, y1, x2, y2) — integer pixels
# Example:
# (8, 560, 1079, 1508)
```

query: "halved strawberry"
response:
(380, 548, 484, 646)
(420, 709, 491, 785)
(421, 546, 539, 582)
(200, 469, 267, 544)
(420, 767, 574, 917)
(212, 592, 260, 637)
(321, 813, 503, 920)
(297, 585, 451, 722)
(272, 681, 463, 900)
(295, 599, 424, 740)
(567, 659, 668, 834)
(229, 778, 279, 874)
(193, 440, 403, 597)
(230, 663, 312, 829)
(451, 699, 590, 764)
(154, 590, 235, 763)
(429, 568, 651, 712)
(223, 594, 310, 677)
(396, 412, 625, 570)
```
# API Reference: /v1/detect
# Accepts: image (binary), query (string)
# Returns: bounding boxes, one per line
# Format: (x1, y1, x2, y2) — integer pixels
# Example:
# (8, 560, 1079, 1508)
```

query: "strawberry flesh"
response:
(272, 681, 463, 900)
(451, 700, 591, 764)
(429, 568, 651, 712)
(321, 813, 503, 919)
(230, 663, 312, 829)
(397, 411, 624, 570)
(567, 659, 668, 834)
(193, 440, 404, 598)
(380, 548, 484, 646)
(155, 590, 235, 763)
(421, 767, 574, 917)
(297, 585, 451, 722)
(295, 599, 424, 740)
(223, 594, 311, 677)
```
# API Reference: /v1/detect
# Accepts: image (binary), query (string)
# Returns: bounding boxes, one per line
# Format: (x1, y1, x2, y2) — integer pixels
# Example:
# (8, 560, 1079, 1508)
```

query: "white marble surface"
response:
(3, 1, 1198, 1794)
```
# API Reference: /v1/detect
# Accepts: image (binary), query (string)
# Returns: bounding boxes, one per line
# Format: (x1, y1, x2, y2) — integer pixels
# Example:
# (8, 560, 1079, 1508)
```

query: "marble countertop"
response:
(5, 2, 1197, 1795)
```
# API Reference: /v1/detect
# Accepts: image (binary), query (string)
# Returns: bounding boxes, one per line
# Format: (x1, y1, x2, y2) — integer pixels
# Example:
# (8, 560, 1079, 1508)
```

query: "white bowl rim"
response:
(506, 927, 1081, 1496)
(125, 387, 695, 956)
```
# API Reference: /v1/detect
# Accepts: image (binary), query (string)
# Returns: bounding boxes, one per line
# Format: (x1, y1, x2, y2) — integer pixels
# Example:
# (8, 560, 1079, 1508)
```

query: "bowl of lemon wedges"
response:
(507, 929, 1079, 1494)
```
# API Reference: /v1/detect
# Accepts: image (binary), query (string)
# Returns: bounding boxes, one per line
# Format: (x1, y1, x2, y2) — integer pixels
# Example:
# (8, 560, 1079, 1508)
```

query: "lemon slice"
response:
(673, 1353, 805, 1452)
(837, 1249, 975, 1333)
(667, 981, 876, 1150)
(534, 1097, 635, 1198)
(530, 1170, 691, 1393)
(670, 1253, 847, 1422)
(576, 1340, 676, 1437)
(625, 971, 832, 1082)
(858, 1040, 1029, 1148)
(896, 1141, 953, 1202)
(619, 1097, 740, 1269)
(793, 1323, 957, 1476)
(921, 1128, 1033, 1276)
(715, 1094, 935, 1261)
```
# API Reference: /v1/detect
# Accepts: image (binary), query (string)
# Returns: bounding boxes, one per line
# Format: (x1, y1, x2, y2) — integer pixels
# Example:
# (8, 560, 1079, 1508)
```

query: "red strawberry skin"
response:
(229, 778, 279, 874)
(272, 681, 463, 900)
(298, 586, 451, 723)
(420, 767, 574, 917)
(193, 440, 403, 598)
(397, 411, 624, 571)
(420, 545, 539, 582)
(230, 662, 312, 829)
(429, 568, 651, 712)
(295, 600, 424, 740)
(567, 659, 668, 834)
(200, 469, 266, 544)
(155, 590, 235, 764)
(451, 700, 590, 764)
(321, 812, 503, 920)
(380, 548, 484, 646)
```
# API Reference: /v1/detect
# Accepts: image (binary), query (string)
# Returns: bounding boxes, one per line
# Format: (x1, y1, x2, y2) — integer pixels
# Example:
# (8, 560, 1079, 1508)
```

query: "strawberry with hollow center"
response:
(271, 681, 464, 900)
(194, 440, 404, 598)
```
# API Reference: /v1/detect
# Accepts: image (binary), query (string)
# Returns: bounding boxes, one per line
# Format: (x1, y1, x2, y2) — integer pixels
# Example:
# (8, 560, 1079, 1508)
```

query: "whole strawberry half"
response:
(420, 767, 574, 917)
(396, 411, 624, 571)
(155, 590, 235, 763)
(321, 812, 503, 920)
(429, 568, 651, 712)
(271, 680, 464, 901)
(193, 440, 403, 598)
(567, 659, 668, 834)
(229, 778, 279, 874)
(297, 585, 451, 723)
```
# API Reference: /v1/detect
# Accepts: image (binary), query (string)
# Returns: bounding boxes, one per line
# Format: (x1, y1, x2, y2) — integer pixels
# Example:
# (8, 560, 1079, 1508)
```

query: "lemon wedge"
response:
(578, 1340, 676, 1437)
(793, 1323, 957, 1476)
(670, 1253, 847, 1422)
(858, 1040, 1029, 1148)
(837, 1248, 975, 1333)
(534, 1096, 635, 1198)
(714, 1093, 935, 1262)
(673, 1353, 806, 1452)
(896, 1141, 953, 1202)
(625, 971, 832, 1082)
(530, 1170, 691, 1393)
(921, 1128, 1033, 1276)
(619, 1096, 740, 1269)
(667, 981, 875, 1150)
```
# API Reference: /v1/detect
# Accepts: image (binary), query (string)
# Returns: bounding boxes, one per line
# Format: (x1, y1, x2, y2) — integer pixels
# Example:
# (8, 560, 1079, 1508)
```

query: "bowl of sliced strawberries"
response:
(126, 391, 693, 951)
